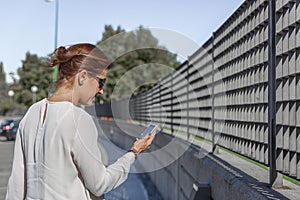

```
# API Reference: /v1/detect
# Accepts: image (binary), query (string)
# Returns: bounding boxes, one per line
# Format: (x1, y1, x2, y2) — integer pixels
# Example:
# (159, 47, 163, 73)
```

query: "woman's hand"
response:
(131, 132, 156, 154)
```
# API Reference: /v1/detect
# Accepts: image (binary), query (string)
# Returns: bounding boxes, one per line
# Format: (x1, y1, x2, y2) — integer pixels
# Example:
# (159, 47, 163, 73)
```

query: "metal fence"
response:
(125, 0, 300, 181)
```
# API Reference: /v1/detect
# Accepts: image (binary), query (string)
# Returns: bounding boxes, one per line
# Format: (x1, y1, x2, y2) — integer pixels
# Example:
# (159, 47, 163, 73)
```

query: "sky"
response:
(0, 0, 244, 83)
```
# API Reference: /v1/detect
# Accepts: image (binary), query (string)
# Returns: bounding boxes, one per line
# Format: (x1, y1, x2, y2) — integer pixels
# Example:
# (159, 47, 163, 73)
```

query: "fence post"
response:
(159, 84, 162, 127)
(211, 38, 215, 150)
(268, 0, 282, 187)
(171, 72, 174, 135)
(187, 63, 190, 141)
(211, 32, 218, 153)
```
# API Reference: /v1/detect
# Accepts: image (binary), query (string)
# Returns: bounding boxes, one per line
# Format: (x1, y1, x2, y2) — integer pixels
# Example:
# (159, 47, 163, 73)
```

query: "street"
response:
(0, 137, 14, 199)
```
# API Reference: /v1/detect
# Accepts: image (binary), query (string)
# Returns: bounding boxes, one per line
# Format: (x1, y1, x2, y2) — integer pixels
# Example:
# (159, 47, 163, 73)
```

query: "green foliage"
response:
(96, 25, 180, 101)
(0, 62, 6, 82)
(0, 62, 11, 115)
(15, 52, 52, 106)
(101, 25, 124, 41)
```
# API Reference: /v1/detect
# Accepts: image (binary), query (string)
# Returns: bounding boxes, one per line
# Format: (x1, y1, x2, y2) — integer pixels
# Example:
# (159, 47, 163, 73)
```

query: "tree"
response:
(101, 25, 124, 41)
(0, 62, 11, 115)
(15, 52, 52, 106)
(0, 62, 5, 82)
(96, 25, 180, 101)
(6, 25, 180, 108)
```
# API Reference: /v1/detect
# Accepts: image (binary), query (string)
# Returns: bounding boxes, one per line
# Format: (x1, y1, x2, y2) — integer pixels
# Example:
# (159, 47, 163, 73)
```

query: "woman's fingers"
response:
(132, 132, 157, 153)
(148, 132, 156, 142)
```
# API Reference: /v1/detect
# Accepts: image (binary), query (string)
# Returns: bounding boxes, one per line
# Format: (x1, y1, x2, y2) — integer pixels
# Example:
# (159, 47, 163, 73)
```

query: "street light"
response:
(8, 90, 14, 105)
(31, 86, 38, 103)
(45, 0, 59, 82)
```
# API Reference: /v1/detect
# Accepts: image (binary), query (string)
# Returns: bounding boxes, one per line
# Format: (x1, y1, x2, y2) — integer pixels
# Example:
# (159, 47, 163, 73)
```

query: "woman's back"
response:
(6, 43, 155, 200)
(21, 99, 92, 199)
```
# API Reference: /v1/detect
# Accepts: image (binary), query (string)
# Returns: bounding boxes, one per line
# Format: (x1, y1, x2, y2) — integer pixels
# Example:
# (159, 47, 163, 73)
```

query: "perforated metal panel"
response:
(129, 0, 300, 181)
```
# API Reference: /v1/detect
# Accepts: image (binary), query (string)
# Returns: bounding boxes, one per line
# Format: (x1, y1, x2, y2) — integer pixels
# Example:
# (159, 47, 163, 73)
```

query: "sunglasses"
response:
(87, 71, 106, 90)
(94, 76, 106, 90)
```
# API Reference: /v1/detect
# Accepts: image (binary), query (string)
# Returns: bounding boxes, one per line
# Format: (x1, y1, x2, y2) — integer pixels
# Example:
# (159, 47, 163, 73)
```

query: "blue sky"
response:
(0, 0, 244, 83)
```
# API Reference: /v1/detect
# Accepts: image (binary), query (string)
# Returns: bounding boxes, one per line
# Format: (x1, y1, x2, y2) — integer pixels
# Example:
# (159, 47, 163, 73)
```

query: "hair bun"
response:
(55, 46, 69, 62)
(49, 46, 73, 67)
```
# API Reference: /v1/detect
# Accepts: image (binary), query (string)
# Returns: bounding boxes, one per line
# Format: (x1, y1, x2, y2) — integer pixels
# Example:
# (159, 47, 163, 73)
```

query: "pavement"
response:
(0, 137, 14, 199)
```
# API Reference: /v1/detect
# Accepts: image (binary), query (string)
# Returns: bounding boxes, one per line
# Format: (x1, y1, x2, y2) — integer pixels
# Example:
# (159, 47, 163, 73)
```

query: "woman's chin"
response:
(88, 98, 96, 105)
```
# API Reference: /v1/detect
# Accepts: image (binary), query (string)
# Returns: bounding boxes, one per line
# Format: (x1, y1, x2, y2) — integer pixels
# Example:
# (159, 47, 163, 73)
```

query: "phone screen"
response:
(140, 124, 157, 138)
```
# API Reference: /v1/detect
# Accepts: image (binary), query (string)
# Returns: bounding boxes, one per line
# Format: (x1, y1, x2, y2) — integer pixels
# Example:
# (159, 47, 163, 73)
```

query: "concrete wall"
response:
(102, 121, 287, 200)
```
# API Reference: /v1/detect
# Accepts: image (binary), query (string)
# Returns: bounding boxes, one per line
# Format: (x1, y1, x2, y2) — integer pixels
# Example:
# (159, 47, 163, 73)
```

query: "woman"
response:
(6, 43, 156, 199)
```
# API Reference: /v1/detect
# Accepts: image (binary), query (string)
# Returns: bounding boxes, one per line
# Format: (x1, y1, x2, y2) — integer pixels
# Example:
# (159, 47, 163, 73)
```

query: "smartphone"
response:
(140, 124, 158, 138)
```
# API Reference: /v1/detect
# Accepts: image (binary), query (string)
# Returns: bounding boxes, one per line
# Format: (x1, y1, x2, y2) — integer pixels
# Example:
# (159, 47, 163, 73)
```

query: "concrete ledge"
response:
(100, 120, 298, 200)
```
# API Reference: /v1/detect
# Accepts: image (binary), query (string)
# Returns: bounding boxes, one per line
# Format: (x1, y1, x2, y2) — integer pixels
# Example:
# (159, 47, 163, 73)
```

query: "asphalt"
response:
(0, 137, 14, 200)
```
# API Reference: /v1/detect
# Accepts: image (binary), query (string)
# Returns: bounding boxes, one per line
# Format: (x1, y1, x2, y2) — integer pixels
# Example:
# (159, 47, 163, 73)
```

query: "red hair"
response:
(50, 43, 111, 87)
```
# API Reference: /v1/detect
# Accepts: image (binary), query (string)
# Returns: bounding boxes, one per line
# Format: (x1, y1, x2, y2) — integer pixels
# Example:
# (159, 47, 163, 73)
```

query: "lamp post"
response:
(31, 86, 38, 103)
(46, 0, 59, 82)
(8, 90, 14, 105)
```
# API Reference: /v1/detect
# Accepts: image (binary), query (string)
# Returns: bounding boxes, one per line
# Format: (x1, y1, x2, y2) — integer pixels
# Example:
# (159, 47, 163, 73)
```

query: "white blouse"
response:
(6, 99, 135, 200)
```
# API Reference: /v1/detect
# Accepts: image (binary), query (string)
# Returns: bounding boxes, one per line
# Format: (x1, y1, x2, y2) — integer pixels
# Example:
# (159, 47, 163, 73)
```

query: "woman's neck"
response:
(47, 86, 78, 105)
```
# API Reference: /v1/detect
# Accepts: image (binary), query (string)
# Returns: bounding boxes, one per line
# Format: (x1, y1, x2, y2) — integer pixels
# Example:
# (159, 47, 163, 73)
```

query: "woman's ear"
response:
(78, 70, 88, 86)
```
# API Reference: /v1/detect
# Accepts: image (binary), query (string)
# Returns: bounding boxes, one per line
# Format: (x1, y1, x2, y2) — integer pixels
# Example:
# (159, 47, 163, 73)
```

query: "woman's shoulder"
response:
(72, 105, 91, 117)
(23, 99, 47, 117)
(66, 105, 96, 129)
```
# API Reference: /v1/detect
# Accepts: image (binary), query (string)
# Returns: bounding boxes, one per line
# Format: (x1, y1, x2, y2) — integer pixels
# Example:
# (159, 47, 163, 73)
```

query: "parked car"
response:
(0, 119, 14, 136)
(1, 118, 21, 141)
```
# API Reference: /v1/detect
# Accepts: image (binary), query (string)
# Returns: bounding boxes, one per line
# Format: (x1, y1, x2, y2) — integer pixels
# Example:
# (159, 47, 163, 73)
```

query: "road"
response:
(0, 137, 14, 199)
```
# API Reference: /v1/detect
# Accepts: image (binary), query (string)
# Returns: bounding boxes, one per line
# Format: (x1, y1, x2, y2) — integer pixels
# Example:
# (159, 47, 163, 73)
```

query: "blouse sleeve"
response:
(71, 113, 135, 197)
(5, 122, 26, 200)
